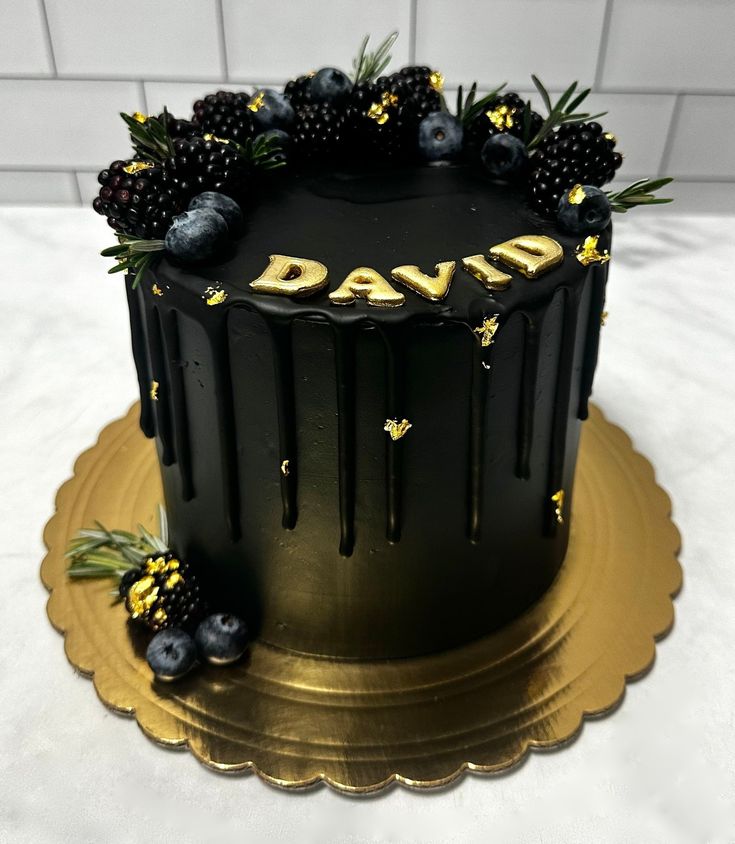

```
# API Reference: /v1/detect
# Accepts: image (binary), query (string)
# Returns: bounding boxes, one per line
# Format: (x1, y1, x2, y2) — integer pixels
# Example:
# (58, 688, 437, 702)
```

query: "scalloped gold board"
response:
(42, 403, 681, 793)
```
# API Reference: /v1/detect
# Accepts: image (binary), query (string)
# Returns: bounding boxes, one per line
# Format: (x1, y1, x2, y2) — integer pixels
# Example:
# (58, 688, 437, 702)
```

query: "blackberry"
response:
(394, 65, 443, 121)
(284, 73, 316, 109)
(191, 90, 255, 144)
(528, 121, 623, 218)
(123, 552, 205, 633)
(465, 92, 543, 156)
(162, 135, 250, 201)
(93, 159, 184, 239)
(292, 100, 346, 163)
(344, 79, 415, 163)
(155, 111, 198, 140)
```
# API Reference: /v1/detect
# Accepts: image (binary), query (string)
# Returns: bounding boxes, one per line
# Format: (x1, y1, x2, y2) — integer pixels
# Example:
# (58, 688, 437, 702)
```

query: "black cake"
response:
(126, 164, 609, 658)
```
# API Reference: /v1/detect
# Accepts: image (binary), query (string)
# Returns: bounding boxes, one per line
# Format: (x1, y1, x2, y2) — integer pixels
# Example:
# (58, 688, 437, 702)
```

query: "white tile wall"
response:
(0, 0, 732, 206)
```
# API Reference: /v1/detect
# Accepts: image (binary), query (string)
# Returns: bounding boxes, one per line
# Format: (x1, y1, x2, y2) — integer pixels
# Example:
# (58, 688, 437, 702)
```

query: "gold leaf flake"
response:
(384, 418, 412, 441)
(604, 132, 617, 143)
(429, 71, 444, 92)
(486, 104, 516, 131)
(203, 285, 228, 306)
(367, 102, 389, 124)
(131, 112, 148, 123)
(150, 380, 159, 401)
(575, 235, 611, 267)
(203, 132, 230, 144)
(600, 310, 609, 326)
(152, 283, 163, 296)
(281, 459, 290, 476)
(164, 571, 183, 590)
(248, 91, 266, 112)
(381, 91, 399, 108)
(473, 315, 500, 347)
(551, 489, 565, 525)
(568, 184, 586, 205)
(123, 161, 155, 175)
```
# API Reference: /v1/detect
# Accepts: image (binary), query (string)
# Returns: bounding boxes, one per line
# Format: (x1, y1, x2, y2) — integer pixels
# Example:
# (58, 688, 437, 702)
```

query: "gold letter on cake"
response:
(488, 235, 563, 279)
(250, 254, 329, 297)
(329, 267, 406, 308)
(461, 255, 512, 291)
(390, 261, 456, 301)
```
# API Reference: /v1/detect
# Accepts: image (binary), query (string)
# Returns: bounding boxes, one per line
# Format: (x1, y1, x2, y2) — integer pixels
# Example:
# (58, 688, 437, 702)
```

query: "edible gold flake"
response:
(127, 575, 159, 618)
(150, 380, 159, 401)
(204, 285, 228, 306)
(381, 91, 399, 108)
(604, 132, 617, 143)
(473, 315, 500, 347)
(203, 132, 230, 144)
(145, 555, 167, 575)
(281, 459, 290, 476)
(575, 235, 610, 267)
(123, 161, 154, 175)
(152, 283, 163, 296)
(248, 91, 266, 112)
(429, 71, 444, 92)
(551, 489, 565, 525)
(164, 571, 183, 590)
(367, 102, 389, 124)
(600, 311, 609, 326)
(131, 112, 148, 123)
(487, 104, 516, 131)
(384, 418, 412, 441)
(568, 184, 586, 205)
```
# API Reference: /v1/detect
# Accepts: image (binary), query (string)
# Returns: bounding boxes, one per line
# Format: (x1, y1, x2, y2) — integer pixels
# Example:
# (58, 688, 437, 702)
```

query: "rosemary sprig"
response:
(67, 506, 169, 582)
(232, 132, 287, 170)
(606, 177, 674, 213)
(351, 31, 398, 84)
(527, 77, 607, 149)
(121, 108, 175, 164)
(454, 82, 507, 128)
(100, 234, 166, 289)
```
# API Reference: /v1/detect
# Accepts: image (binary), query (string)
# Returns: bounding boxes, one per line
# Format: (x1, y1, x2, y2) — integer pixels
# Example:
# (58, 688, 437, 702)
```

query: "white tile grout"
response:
(72, 171, 84, 206)
(658, 93, 684, 177)
(593, 0, 615, 90)
(37, 0, 57, 76)
(409, 0, 419, 65)
(215, 0, 230, 81)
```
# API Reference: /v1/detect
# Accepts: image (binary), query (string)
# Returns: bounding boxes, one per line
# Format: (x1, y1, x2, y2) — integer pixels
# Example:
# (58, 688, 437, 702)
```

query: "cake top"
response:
(95, 31, 672, 295)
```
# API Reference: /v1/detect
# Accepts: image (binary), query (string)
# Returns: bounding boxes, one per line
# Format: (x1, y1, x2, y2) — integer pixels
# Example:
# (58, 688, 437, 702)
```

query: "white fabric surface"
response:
(1, 206, 734, 843)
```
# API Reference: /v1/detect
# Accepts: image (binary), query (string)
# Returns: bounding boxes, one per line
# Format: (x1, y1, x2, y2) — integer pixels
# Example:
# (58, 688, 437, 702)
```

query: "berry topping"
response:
(146, 628, 197, 681)
(194, 613, 249, 665)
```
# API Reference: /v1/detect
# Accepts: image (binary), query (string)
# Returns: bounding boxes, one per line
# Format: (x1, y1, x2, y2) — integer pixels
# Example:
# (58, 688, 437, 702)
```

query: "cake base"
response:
(42, 403, 681, 793)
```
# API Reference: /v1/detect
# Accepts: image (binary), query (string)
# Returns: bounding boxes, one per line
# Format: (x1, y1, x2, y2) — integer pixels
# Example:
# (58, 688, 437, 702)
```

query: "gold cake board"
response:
(41, 403, 681, 793)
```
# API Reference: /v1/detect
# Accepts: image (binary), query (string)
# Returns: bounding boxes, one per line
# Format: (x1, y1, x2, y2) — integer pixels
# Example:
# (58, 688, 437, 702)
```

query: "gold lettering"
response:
(489, 235, 563, 279)
(390, 261, 456, 302)
(329, 267, 405, 308)
(250, 254, 328, 297)
(461, 255, 512, 291)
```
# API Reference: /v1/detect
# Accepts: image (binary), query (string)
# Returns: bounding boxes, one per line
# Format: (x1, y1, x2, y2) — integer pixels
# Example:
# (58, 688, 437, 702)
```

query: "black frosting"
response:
(127, 163, 610, 658)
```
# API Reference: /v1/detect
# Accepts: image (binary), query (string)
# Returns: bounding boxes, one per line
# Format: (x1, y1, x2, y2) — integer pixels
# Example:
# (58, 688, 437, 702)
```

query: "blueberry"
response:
(418, 112, 464, 162)
(146, 628, 197, 681)
(557, 185, 611, 234)
(480, 134, 528, 179)
(258, 129, 291, 165)
(311, 67, 352, 104)
(188, 192, 244, 236)
(195, 613, 249, 666)
(164, 208, 228, 263)
(250, 89, 296, 132)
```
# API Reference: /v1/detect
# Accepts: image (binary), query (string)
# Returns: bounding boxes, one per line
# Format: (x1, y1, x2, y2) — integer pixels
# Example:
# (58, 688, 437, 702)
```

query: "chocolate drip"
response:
(545, 288, 581, 535)
(468, 333, 491, 542)
(578, 263, 609, 420)
(161, 309, 194, 501)
(333, 325, 357, 557)
(379, 326, 406, 543)
(145, 305, 175, 466)
(207, 312, 242, 542)
(126, 281, 154, 438)
(268, 320, 298, 529)
(516, 312, 542, 480)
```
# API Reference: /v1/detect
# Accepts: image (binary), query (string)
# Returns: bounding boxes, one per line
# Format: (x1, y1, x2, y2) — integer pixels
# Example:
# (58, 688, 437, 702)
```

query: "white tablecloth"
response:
(1, 205, 734, 843)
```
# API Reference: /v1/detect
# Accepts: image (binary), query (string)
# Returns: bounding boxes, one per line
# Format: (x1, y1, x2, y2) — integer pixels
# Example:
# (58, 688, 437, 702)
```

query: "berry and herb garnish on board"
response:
(94, 31, 673, 280)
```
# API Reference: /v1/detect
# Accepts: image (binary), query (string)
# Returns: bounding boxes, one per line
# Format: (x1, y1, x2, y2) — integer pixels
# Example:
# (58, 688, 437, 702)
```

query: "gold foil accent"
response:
(575, 236, 610, 267)
(152, 607, 168, 626)
(329, 268, 405, 308)
(486, 104, 516, 131)
(144, 555, 167, 575)
(149, 380, 159, 401)
(131, 112, 148, 123)
(474, 315, 500, 347)
(429, 71, 444, 92)
(251, 254, 329, 298)
(384, 418, 412, 441)
(127, 575, 159, 619)
(489, 235, 564, 279)
(281, 459, 290, 477)
(381, 91, 399, 108)
(248, 91, 266, 112)
(151, 283, 163, 296)
(600, 311, 609, 326)
(164, 571, 182, 590)
(551, 489, 565, 525)
(604, 132, 617, 143)
(568, 184, 586, 205)
(123, 161, 154, 175)
(203, 132, 230, 144)
(462, 255, 512, 291)
(203, 285, 228, 306)
(390, 261, 456, 302)
(367, 102, 389, 124)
